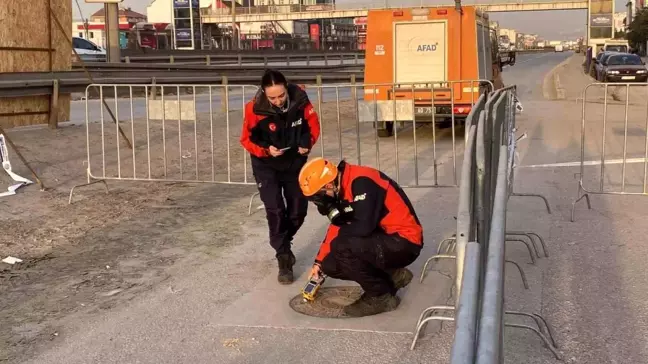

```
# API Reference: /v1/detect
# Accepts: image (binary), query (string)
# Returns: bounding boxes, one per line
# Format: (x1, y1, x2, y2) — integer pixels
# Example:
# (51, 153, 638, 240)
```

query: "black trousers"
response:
(253, 158, 308, 257)
(320, 231, 422, 297)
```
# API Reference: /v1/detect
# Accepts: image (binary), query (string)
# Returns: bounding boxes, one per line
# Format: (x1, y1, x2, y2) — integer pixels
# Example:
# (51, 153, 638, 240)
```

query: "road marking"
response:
(519, 158, 647, 168)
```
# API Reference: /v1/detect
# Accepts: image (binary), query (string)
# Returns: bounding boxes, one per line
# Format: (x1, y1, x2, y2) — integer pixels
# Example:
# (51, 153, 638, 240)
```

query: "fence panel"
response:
(572, 82, 648, 221)
(71, 79, 493, 203)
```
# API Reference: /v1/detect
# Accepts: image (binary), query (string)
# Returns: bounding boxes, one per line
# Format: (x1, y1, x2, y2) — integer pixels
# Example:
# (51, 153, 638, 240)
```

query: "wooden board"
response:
(0, 95, 71, 128)
(0, 0, 72, 128)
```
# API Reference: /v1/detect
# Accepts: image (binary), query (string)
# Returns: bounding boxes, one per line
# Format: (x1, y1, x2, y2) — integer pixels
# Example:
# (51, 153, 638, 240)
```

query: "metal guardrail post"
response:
(125, 56, 130, 63)
(48, 79, 59, 129)
(221, 76, 228, 112)
(169, 55, 174, 64)
(316, 75, 323, 103)
(206, 55, 211, 66)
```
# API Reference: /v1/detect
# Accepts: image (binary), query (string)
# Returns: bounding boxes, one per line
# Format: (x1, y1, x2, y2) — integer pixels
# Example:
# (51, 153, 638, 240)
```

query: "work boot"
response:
(277, 252, 296, 285)
(343, 293, 400, 318)
(389, 268, 413, 290)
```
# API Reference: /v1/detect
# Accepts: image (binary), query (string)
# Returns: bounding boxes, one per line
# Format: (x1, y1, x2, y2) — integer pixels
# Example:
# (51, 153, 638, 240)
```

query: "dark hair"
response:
(261, 69, 288, 90)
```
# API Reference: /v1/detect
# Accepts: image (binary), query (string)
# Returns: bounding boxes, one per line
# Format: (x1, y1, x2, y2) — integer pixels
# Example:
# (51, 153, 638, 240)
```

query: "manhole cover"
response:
(289, 286, 363, 318)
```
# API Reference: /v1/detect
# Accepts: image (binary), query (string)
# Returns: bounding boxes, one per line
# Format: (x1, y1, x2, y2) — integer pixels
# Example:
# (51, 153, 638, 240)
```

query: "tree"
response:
(627, 8, 648, 49)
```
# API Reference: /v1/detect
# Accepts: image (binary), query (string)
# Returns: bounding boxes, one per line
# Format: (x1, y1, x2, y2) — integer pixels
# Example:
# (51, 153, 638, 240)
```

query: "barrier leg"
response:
(508, 231, 549, 257)
(413, 305, 455, 333)
(507, 233, 541, 258)
(411, 314, 455, 350)
(505, 239, 536, 264)
(505, 323, 563, 360)
(419, 255, 456, 283)
(505, 260, 529, 289)
(506, 311, 558, 348)
(445, 241, 457, 254)
(247, 192, 260, 216)
(68, 179, 109, 204)
(510, 192, 552, 214)
(571, 191, 592, 222)
(435, 237, 456, 256)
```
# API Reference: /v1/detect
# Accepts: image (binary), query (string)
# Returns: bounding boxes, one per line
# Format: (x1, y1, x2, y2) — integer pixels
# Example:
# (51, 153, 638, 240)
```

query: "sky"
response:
(73, 0, 628, 40)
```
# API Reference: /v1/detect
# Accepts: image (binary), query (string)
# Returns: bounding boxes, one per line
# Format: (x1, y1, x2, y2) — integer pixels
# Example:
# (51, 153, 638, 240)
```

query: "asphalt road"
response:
(26, 53, 573, 364)
(69, 86, 358, 125)
(67, 52, 558, 125)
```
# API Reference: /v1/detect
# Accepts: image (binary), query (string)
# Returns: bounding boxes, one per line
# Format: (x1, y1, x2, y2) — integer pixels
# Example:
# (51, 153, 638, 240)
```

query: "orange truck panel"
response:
(362, 6, 496, 117)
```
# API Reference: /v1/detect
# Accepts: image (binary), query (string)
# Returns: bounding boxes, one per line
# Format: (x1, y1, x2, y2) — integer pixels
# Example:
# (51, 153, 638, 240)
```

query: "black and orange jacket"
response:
(240, 84, 320, 169)
(314, 160, 423, 264)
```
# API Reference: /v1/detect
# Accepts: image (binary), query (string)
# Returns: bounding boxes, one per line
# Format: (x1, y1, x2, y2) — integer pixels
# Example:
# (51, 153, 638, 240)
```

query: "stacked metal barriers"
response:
(413, 87, 561, 363)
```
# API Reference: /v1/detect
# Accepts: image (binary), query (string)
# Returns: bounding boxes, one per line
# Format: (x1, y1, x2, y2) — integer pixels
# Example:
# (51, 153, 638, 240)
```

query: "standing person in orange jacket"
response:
(298, 157, 423, 317)
(240, 69, 321, 284)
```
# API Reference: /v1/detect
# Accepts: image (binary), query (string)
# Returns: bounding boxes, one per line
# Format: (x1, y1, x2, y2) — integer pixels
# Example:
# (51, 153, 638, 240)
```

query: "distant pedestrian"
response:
(240, 69, 321, 284)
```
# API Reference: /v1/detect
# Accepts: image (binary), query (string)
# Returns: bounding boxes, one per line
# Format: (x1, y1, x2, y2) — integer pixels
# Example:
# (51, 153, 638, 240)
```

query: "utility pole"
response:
(232, 0, 238, 50)
(104, 3, 121, 62)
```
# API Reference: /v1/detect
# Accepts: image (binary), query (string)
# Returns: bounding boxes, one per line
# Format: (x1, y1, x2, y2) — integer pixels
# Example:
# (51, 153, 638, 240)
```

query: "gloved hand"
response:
(330, 201, 354, 226)
(309, 193, 338, 217)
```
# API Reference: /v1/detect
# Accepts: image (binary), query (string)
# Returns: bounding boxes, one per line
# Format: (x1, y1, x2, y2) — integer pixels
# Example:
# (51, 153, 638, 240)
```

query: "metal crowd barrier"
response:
(412, 87, 560, 362)
(68, 79, 493, 205)
(571, 82, 648, 221)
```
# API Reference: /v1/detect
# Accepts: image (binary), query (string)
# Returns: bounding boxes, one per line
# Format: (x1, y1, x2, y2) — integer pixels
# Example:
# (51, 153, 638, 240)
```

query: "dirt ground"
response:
(0, 96, 461, 362)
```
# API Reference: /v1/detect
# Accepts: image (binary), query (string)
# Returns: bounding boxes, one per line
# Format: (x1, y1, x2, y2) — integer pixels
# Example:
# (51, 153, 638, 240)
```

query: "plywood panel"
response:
(0, 0, 72, 128)
(0, 95, 70, 129)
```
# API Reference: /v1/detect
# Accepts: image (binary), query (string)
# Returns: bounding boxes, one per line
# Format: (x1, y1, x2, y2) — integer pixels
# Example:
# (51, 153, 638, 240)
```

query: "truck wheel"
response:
(377, 121, 394, 138)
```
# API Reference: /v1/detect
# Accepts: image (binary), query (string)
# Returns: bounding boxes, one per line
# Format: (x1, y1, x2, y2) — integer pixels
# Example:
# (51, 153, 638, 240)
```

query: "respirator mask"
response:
(308, 190, 354, 226)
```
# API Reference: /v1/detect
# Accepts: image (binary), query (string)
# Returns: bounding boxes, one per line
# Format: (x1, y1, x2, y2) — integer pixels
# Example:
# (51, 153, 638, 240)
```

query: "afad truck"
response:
(358, 6, 515, 137)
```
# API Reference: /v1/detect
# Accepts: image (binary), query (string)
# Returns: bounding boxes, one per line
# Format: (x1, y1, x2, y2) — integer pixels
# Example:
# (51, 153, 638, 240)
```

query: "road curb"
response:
(542, 54, 575, 100)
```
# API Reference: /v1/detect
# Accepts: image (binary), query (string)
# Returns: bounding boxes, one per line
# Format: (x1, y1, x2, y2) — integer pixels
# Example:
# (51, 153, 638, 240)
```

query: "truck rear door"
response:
(394, 21, 448, 87)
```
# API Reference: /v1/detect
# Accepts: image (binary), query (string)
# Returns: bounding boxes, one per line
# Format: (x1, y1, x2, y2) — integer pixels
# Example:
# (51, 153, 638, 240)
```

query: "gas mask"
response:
(308, 190, 354, 226)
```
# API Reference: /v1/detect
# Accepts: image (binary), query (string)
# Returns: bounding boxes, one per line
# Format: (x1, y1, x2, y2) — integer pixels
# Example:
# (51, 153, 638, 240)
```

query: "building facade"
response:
(74, 7, 147, 49)
(613, 11, 627, 33)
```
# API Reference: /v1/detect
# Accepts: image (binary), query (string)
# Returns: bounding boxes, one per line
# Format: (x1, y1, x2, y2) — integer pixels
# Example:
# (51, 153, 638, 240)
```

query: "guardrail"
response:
(410, 86, 560, 362)
(77, 51, 365, 66)
(78, 49, 550, 66)
(0, 69, 364, 98)
(72, 63, 364, 72)
(571, 82, 648, 221)
(121, 52, 365, 66)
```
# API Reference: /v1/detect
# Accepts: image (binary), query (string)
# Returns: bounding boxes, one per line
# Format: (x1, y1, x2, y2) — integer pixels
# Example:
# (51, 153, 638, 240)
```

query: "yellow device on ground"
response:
(301, 274, 326, 302)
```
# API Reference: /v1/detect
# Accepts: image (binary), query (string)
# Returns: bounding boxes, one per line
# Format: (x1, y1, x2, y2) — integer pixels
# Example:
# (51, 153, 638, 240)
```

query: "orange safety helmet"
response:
(298, 157, 338, 197)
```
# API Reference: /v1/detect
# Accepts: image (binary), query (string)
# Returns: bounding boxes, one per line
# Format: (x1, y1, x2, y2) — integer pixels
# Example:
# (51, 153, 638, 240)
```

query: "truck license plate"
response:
(416, 107, 433, 114)
(622, 76, 635, 80)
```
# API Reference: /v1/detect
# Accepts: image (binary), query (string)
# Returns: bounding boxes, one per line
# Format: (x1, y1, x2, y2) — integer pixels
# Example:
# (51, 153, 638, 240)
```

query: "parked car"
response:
(593, 51, 620, 80)
(598, 53, 648, 82)
(555, 44, 564, 52)
(72, 37, 106, 62)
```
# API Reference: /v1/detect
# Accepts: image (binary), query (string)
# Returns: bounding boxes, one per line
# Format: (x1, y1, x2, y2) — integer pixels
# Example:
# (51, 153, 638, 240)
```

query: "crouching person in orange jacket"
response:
(298, 157, 423, 317)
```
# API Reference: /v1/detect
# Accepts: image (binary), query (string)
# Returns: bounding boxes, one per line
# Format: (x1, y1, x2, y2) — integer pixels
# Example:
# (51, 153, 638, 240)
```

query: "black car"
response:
(599, 53, 648, 82)
(593, 51, 620, 80)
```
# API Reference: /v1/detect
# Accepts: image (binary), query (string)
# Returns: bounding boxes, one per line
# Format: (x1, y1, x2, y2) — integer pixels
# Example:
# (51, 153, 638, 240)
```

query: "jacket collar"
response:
(252, 83, 309, 117)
